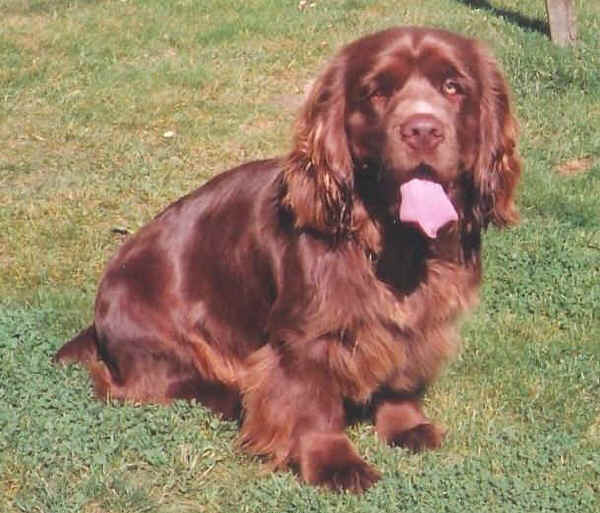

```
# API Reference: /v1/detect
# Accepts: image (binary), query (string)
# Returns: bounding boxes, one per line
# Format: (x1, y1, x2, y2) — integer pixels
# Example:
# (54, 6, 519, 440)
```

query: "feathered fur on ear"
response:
(475, 45, 522, 228)
(281, 57, 354, 236)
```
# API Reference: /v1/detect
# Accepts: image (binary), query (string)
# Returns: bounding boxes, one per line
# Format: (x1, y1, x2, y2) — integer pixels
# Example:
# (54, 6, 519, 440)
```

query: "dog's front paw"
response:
(389, 422, 446, 452)
(313, 457, 381, 492)
(299, 432, 380, 492)
(375, 398, 446, 452)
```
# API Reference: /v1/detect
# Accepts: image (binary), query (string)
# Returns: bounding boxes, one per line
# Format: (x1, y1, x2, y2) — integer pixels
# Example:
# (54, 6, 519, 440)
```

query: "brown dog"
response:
(56, 26, 521, 492)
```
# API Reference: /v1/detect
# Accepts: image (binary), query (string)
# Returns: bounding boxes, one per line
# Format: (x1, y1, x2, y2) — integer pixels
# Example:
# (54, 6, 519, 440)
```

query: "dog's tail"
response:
(54, 325, 99, 365)
(54, 325, 120, 401)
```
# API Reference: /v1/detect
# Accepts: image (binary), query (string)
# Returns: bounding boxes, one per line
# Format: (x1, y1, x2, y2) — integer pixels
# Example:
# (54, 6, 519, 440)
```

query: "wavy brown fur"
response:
(56, 27, 521, 492)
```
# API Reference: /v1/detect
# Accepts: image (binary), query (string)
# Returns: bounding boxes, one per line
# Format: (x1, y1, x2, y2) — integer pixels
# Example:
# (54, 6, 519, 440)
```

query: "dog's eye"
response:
(369, 89, 388, 106)
(442, 79, 461, 96)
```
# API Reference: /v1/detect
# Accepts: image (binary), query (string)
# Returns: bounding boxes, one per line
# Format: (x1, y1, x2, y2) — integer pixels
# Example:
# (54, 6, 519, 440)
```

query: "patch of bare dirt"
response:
(556, 156, 594, 176)
(271, 80, 313, 113)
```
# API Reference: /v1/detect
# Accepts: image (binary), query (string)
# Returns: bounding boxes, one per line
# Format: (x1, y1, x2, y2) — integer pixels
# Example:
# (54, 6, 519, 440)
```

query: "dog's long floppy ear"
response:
(281, 56, 354, 236)
(475, 45, 522, 228)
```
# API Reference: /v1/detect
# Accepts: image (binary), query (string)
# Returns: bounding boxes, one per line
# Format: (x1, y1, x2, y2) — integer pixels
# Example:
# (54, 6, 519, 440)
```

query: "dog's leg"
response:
(374, 393, 446, 452)
(239, 345, 380, 492)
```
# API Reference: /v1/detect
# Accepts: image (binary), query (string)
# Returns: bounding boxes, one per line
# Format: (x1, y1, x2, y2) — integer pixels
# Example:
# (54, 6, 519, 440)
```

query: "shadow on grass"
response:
(455, 0, 549, 35)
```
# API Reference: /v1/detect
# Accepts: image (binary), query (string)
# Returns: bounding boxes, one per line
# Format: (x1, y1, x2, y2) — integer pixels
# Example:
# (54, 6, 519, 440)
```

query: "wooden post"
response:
(545, 0, 577, 46)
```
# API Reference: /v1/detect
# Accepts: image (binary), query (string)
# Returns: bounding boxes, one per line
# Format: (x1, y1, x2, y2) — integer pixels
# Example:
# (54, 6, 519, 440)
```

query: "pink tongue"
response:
(399, 178, 458, 238)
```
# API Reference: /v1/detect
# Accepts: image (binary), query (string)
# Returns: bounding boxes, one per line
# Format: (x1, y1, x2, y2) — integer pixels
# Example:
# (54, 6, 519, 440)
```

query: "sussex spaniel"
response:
(56, 26, 521, 492)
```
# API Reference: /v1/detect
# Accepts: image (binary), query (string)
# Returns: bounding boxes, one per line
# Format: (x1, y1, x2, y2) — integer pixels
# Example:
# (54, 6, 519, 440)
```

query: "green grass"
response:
(1, 0, 599, 511)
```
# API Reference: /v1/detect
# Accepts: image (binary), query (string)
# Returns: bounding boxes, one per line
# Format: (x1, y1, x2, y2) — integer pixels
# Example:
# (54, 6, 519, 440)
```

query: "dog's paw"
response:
(390, 422, 446, 452)
(300, 432, 380, 493)
(312, 457, 381, 492)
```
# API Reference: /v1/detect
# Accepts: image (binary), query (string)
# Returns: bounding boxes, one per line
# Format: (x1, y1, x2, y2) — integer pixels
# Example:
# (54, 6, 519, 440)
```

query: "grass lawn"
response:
(1, 0, 599, 511)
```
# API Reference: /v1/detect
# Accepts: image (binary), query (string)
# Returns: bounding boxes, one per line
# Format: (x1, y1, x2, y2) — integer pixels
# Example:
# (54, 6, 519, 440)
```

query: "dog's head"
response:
(282, 27, 521, 237)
